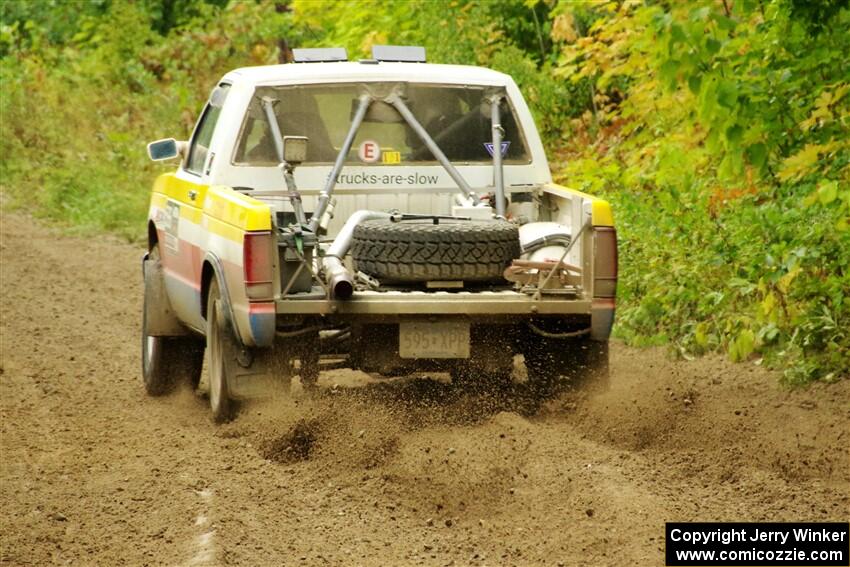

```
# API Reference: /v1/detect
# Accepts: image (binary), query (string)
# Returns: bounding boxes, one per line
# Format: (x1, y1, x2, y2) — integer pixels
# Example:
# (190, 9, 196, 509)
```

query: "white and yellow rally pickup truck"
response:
(142, 46, 617, 422)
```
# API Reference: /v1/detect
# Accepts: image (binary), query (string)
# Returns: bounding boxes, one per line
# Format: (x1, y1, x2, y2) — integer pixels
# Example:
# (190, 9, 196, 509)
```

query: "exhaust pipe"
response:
(325, 257, 354, 299)
(323, 210, 391, 299)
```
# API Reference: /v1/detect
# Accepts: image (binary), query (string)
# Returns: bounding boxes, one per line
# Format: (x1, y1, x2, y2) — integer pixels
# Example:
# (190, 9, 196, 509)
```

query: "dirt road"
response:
(1, 211, 847, 566)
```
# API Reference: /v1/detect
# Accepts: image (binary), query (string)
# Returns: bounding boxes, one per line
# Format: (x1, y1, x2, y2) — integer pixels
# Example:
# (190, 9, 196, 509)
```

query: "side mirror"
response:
(282, 136, 309, 166)
(147, 138, 185, 161)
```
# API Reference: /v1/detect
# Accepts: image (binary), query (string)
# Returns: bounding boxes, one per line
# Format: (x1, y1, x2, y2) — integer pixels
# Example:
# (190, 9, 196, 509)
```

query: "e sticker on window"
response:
(382, 150, 401, 164)
(358, 140, 381, 163)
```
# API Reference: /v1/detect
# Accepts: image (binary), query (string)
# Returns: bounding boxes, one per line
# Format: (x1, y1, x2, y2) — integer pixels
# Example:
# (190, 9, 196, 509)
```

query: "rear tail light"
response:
(243, 232, 273, 300)
(593, 227, 617, 298)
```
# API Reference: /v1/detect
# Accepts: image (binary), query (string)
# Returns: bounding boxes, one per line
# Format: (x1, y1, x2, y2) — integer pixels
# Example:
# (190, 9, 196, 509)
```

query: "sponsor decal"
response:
(382, 150, 402, 164)
(331, 172, 441, 186)
(483, 141, 511, 158)
(153, 207, 168, 230)
(164, 201, 180, 255)
(358, 140, 381, 163)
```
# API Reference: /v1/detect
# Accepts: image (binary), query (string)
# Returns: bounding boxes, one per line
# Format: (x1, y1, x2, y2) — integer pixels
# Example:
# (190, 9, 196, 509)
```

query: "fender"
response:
(202, 251, 242, 343)
(203, 251, 276, 351)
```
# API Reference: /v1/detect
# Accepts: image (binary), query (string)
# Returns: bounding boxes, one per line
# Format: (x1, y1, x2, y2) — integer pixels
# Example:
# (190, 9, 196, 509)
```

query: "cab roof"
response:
(222, 61, 514, 88)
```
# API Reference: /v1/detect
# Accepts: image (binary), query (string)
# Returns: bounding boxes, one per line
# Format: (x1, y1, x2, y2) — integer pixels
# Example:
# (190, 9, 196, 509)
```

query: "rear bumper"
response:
(276, 290, 615, 340)
(276, 290, 593, 318)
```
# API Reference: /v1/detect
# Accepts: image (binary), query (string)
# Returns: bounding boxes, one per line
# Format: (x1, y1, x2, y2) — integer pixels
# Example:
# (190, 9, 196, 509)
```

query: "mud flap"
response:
(143, 253, 187, 336)
(227, 347, 292, 400)
(590, 298, 615, 341)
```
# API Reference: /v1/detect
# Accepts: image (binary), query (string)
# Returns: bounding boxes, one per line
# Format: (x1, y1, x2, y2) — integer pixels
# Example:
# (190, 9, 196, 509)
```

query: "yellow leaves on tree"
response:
(800, 83, 850, 131)
(778, 141, 839, 182)
(551, 12, 577, 44)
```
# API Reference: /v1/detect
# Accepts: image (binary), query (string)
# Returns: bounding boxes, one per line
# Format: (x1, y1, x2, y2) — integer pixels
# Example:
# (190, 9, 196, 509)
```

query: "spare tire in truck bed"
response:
(350, 219, 521, 283)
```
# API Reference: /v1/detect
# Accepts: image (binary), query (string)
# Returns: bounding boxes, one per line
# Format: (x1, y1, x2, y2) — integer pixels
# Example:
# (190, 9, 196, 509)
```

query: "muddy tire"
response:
(524, 337, 609, 395)
(206, 279, 238, 423)
(141, 247, 204, 396)
(350, 219, 520, 283)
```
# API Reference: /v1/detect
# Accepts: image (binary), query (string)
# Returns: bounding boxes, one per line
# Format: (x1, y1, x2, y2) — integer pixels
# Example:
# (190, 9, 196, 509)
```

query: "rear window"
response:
(233, 83, 530, 166)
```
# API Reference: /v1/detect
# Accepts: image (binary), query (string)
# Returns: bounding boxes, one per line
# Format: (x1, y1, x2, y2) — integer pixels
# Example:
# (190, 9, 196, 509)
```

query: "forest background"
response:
(1, 0, 847, 382)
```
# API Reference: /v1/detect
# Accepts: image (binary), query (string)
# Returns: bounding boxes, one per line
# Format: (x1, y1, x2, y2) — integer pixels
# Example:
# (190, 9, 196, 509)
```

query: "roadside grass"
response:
(0, 59, 176, 242)
(598, 185, 849, 384)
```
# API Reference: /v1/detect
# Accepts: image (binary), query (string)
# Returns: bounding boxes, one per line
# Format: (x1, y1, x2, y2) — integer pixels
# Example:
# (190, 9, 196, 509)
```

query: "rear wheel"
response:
(207, 279, 238, 423)
(141, 246, 204, 395)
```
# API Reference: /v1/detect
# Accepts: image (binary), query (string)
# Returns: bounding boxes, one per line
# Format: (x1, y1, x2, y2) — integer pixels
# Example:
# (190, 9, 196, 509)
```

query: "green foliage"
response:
(1, 0, 297, 239)
(553, 0, 850, 381)
(292, 0, 584, 143)
(1, 0, 846, 381)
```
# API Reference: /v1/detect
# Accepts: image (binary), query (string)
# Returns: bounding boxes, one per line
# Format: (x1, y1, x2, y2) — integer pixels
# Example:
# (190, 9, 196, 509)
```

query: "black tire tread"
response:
(351, 219, 520, 283)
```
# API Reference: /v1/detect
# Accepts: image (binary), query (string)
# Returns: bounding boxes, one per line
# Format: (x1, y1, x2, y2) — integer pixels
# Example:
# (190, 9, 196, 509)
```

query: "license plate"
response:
(399, 321, 470, 359)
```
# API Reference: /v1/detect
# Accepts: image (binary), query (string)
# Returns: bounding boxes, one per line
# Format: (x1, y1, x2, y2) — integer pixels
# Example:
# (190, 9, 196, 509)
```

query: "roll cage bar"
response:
(259, 84, 508, 232)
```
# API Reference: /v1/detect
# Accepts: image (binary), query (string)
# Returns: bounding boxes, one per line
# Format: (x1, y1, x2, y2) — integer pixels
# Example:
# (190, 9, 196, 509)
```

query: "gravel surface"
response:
(1, 211, 848, 566)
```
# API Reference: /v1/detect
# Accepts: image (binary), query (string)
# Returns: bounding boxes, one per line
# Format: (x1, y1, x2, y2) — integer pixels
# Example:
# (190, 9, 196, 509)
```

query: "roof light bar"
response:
(292, 47, 348, 63)
(371, 45, 426, 63)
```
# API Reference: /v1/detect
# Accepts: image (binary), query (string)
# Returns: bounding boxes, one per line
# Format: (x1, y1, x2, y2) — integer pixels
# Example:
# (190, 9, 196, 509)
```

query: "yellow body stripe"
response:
(543, 183, 615, 227)
(153, 172, 208, 205)
(151, 173, 271, 240)
(204, 185, 271, 232)
(205, 215, 252, 243)
(590, 201, 614, 227)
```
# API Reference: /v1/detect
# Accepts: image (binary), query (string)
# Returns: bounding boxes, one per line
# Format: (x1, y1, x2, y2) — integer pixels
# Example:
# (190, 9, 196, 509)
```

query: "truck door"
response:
(160, 84, 230, 332)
